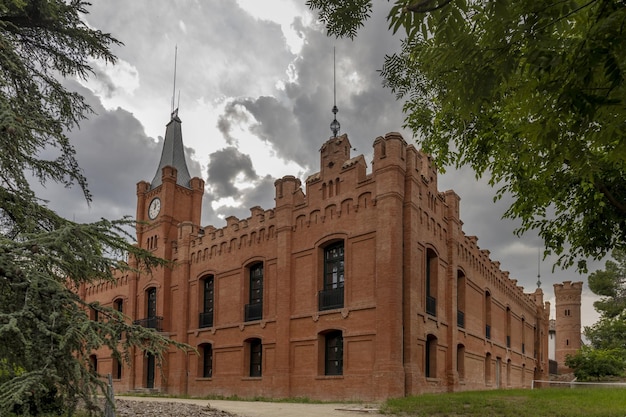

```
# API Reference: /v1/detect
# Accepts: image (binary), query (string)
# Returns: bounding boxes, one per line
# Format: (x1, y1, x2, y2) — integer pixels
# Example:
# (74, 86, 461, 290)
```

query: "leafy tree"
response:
(307, 0, 626, 271)
(583, 249, 626, 351)
(565, 346, 626, 381)
(588, 249, 626, 318)
(585, 316, 626, 351)
(0, 1, 185, 415)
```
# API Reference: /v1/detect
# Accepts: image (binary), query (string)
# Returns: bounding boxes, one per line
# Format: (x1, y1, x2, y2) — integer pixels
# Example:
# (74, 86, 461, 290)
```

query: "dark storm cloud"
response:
(210, 174, 276, 223)
(223, 96, 306, 166)
(36, 81, 200, 223)
(212, 1, 407, 174)
(206, 147, 258, 198)
(217, 101, 253, 146)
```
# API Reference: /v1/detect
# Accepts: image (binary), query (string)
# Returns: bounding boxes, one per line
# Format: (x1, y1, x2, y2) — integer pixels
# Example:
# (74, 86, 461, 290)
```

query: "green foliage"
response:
(565, 346, 626, 381)
(584, 249, 626, 351)
(305, 0, 372, 39)
(585, 316, 626, 351)
(588, 249, 626, 318)
(308, 0, 626, 271)
(0, 1, 188, 415)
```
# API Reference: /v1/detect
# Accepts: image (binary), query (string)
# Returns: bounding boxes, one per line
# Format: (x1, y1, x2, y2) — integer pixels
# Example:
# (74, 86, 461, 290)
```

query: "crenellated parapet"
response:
(455, 233, 539, 313)
(186, 206, 277, 264)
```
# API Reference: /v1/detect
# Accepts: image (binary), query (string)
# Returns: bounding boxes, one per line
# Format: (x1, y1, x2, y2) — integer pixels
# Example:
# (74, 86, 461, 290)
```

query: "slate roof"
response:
(150, 110, 192, 189)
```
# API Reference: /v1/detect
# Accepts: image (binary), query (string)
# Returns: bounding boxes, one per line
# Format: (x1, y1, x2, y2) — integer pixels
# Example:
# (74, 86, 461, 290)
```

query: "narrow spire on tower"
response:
(330, 47, 340, 138)
(171, 45, 178, 118)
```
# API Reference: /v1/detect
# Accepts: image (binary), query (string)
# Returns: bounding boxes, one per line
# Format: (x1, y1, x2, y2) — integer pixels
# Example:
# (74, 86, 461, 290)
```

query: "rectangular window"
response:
(250, 339, 262, 377)
(325, 331, 343, 376)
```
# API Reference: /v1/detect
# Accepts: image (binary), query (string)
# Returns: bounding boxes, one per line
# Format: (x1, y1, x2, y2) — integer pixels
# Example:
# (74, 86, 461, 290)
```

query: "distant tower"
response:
(553, 281, 583, 374)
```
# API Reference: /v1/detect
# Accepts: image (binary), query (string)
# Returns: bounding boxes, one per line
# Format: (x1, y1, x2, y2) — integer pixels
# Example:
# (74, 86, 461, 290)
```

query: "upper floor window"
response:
(324, 242, 344, 290)
(426, 249, 438, 317)
(245, 264, 263, 321)
(133, 287, 162, 331)
(114, 298, 124, 339)
(319, 241, 344, 311)
(485, 291, 492, 340)
(200, 275, 214, 328)
(457, 271, 465, 328)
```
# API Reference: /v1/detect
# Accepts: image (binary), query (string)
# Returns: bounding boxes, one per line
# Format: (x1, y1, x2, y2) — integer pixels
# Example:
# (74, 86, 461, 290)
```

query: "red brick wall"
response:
(82, 132, 556, 400)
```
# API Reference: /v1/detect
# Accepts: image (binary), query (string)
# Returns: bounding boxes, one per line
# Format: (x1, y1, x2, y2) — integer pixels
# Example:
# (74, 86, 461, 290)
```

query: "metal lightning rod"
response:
(171, 45, 178, 116)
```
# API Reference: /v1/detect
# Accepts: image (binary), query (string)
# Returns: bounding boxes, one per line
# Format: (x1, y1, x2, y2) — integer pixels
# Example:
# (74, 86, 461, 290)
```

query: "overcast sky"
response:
(39, 0, 608, 329)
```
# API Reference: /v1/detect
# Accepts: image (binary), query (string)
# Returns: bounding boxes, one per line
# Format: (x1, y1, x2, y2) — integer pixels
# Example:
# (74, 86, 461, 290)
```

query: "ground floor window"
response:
(425, 334, 437, 378)
(324, 330, 343, 376)
(200, 343, 213, 378)
(249, 339, 262, 377)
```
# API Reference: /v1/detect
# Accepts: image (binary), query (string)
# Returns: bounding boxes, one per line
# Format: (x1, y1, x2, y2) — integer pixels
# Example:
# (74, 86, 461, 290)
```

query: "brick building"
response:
(82, 110, 578, 400)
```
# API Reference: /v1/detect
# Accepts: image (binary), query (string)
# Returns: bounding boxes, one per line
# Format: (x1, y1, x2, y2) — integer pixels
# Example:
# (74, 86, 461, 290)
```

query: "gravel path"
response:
(108, 398, 239, 417)
(106, 397, 380, 417)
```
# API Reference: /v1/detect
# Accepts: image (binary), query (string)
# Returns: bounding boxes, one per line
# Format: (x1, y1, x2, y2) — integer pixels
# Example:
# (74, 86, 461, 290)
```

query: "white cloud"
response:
(235, 0, 313, 54)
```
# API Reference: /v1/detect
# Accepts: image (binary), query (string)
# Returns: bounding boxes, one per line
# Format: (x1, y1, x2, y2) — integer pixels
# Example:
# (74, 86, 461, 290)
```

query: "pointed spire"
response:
(150, 47, 192, 190)
(150, 111, 192, 189)
(330, 47, 340, 137)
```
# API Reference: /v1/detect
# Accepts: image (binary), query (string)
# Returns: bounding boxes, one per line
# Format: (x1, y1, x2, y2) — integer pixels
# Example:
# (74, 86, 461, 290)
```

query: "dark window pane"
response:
(325, 331, 343, 376)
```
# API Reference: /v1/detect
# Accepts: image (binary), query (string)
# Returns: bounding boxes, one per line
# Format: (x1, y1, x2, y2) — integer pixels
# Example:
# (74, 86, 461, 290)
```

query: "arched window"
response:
(425, 249, 438, 317)
(146, 287, 159, 330)
(485, 352, 492, 384)
(319, 241, 345, 311)
(506, 307, 511, 348)
(112, 356, 122, 379)
(485, 291, 492, 339)
(457, 271, 466, 328)
(245, 264, 263, 321)
(507, 359, 512, 387)
(199, 343, 213, 378)
(247, 338, 262, 377)
(457, 344, 465, 380)
(324, 330, 343, 376)
(199, 275, 214, 328)
(89, 354, 98, 374)
(521, 317, 526, 354)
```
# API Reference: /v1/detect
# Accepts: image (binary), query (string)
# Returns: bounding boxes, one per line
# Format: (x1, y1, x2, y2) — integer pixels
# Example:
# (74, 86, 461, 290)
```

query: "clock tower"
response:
(136, 109, 204, 257)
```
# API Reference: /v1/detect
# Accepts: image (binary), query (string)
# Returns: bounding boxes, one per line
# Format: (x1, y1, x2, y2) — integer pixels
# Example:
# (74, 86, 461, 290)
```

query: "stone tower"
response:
(553, 281, 583, 373)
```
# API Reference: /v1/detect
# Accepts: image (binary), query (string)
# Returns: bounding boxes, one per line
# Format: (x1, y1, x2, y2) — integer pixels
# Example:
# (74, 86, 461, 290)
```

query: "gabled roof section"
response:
(150, 110, 192, 189)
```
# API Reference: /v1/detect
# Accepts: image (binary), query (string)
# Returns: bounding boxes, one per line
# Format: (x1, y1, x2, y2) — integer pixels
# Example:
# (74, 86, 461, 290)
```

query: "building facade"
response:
(82, 112, 580, 400)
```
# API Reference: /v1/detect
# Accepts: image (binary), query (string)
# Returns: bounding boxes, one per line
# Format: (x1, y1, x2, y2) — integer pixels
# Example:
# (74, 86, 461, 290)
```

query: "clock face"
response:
(148, 197, 161, 219)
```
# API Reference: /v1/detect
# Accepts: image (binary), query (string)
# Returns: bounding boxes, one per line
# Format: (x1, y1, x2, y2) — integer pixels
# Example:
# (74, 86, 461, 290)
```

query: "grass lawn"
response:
(382, 388, 626, 416)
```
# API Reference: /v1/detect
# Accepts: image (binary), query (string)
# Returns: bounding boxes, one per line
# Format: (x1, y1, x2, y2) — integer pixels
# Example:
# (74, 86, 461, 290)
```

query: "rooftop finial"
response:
(330, 47, 340, 137)
(171, 45, 178, 118)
